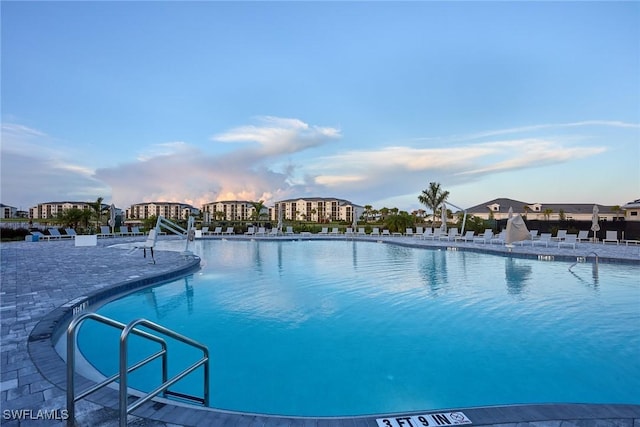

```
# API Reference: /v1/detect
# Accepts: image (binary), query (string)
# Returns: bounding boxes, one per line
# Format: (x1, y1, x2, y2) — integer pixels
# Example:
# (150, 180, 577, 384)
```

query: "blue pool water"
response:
(77, 240, 640, 416)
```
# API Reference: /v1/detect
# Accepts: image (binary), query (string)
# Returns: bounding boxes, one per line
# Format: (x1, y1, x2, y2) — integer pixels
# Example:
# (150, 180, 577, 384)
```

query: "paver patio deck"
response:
(1, 234, 638, 426)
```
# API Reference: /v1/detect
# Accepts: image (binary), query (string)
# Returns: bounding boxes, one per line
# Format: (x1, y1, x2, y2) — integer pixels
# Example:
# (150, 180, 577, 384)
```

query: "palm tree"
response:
(91, 197, 108, 231)
(250, 200, 266, 225)
(543, 208, 553, 221)
(418, 182, 450, 224)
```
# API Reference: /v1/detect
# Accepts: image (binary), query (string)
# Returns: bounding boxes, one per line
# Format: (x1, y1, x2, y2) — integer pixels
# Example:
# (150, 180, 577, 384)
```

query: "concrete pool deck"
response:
(1, 235, 638, 426)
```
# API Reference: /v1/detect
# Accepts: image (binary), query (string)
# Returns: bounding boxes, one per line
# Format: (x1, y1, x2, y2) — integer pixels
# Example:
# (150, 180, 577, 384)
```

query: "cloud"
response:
(96, 117, 341, 208)
(0, 118, 624, 212)
(212, 115, 341, 156)
(0, 123, 110, 209)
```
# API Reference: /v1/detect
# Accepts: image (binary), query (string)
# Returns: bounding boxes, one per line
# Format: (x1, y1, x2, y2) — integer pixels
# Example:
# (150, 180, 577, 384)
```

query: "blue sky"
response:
(2, 1, 638, 213)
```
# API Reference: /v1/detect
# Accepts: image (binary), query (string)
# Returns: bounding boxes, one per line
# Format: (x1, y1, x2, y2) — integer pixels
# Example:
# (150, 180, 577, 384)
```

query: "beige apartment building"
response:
(29, 201, 104, 219)
(271, 197, 362, 223)
(200, 200, 266, 222)
(126, 202, 199, 221)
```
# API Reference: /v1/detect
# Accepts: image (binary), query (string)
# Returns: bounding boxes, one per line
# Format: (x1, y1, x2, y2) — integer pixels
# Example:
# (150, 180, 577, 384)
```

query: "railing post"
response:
(119, 326, 130, 427)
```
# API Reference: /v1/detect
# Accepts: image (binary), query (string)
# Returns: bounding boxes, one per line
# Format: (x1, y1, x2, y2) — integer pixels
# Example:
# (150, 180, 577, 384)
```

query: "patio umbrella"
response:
(440, 203, 447, 233)
(591, 205, 600, 242)
(277, 205, 283, 234)
(352, 206, 360, 230)
(505, 214, 530, 246)
(108, 204, 116, 234)
(507, 206, 513, 220)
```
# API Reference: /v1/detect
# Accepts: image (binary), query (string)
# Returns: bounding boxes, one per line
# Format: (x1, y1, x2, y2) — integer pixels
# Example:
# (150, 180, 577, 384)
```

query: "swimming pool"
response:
(77, 239, 640, 417)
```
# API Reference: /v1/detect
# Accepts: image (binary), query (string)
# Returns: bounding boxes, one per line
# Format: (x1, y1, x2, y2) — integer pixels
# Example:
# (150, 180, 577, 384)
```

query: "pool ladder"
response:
(66, 312, 210, 427)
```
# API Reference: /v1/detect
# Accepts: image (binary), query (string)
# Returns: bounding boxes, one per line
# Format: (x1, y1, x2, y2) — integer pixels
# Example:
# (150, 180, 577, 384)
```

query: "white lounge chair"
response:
(211, 226, 223, 235)
(414, 227, 423, 237)
(285, 226, 295, 235)
(558, 234, 578, 249)
(48, 228, 73, 239)
(420, 228, 433, 240)
(269, 227, 280, 236)
(330, 227, 340, 235)
(439, 227, 459, 241)
(576, 230, 590, 242)
(454, 230, 475, 242)
(553, 230, 568, 241)
(345, 227, 354, 236)
(381, 229, 391, 237)
(319, 227, 329, 235)
(97, 225, 114, 238)
(118, 226, 131, 237)
(255, 227, 266, 236)
(223, 227, 235, 235)
(244, 227, 255, 235)
(529, 230, 539, 240)
(130, 226, 144, 236)
(473, 229, 493, 244)
(64, 228, 78, 238)
(357, 227, 366, 236)
(602, 230, 619, 245)
(405, 228, 414, 237)
(532, 233, 552, 247)
(370, 227, 380, 236)
(132, 229, 158, 264)
(201, 226, 210, 235)
(490, 230, 506, 245)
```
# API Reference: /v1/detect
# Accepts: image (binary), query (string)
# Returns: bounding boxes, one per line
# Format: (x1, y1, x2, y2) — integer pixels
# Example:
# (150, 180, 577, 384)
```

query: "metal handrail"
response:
(66, 312, 209, 427)
(119, 318, 210, 427)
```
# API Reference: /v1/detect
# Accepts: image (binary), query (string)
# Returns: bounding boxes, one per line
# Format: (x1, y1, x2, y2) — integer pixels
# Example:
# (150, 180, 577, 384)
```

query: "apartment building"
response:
(1, 204, 17, 219)
(126, 202, 199, 221)
(29, 201, 103, 219)
(200, 200, 265, 222)
(271, 197, 362, 223)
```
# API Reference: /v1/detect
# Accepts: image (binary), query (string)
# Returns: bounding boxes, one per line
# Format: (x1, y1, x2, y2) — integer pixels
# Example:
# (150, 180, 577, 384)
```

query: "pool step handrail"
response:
(156, 215, 196, 255)
(66, 312, 210, 427)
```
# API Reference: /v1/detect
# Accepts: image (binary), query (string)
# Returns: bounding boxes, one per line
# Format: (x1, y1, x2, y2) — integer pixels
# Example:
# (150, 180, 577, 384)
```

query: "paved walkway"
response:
(1, 235, 638, 426)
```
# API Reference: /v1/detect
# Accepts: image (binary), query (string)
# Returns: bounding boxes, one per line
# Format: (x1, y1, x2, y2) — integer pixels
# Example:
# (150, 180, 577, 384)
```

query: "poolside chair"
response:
(439, 227, 458, 241)
(490, 230, 506, 245)
(405, 228, 414, 237)
(97, 226, 114, 238)
(130, 226, 144, 236)
(558, 234, 577, 249)
(49, 228, 73, 239)
(381, 229, 391, 237)
(30, 231, 53, 241)
(118, 226, 131, 237)
(212, 226, 223, 235)
(454, 230, 475, 242)
(420, 228, 433, 240)
(473, 229, 493, 244)
(201, 226, 210, 235)
(602, 230, 619, 245)
(357, 227, 366, 236)
(131, 229, 158, 264)
(244, 226, 255, 235)
(319, 227, 329, 235)
(223, 227, 235, 235)
(553, 230, 568, 242)
(414, 227, 423, 237)
(285, 226, 295, 235)
(532, 233, 552, 247)
(370, 227, 380, 236)
(529, 230, 539, 240)
(576, 230, 590, 242)
(345, 227, 354, 236)
(269, 227, 280, 236)
(64, 228, 78, 239)
(330, 227, 340, 235)
(255, 227, 266, 236)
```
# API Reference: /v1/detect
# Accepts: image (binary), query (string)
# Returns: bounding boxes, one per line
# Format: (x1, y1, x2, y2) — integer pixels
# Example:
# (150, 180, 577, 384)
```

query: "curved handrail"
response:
(66, 312, 167, 424)
(119, 318, 210, 427)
